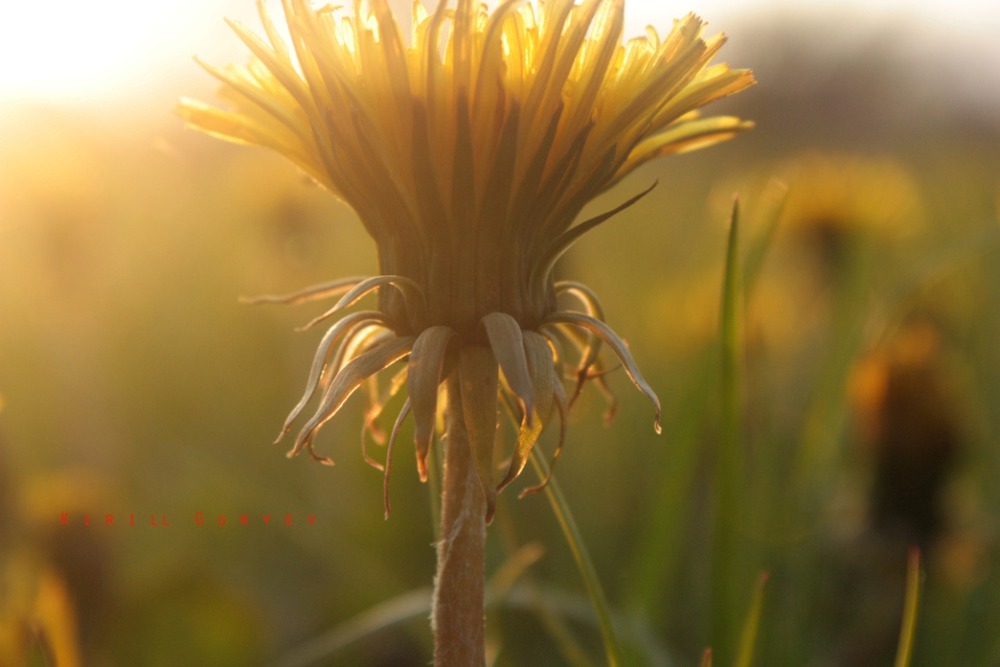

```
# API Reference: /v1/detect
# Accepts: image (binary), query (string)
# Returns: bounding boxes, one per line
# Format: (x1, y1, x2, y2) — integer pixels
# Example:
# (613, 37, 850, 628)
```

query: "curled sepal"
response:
(481, 312, 534, 426)
(555, 281, 607, 406)
(239, 276, 366, 306)
(590, 371, 619, 426)
(530, 181, 658, 293)
(555, 323, 601, 410)
(520, 349, 569, 498)
(497, 331, 557, 493)
(333, 324, 394, 376)
(289, 335, 416, 461)
(299, 275, 427, 331)
(361, 366, 409, 471)
(384, 398, 411, 520)
(457, 345, 500, 523)
(277, 310, 388, 443)
(361, 375, 386, 471)
(542, 322, 615, 420)
(545, 312, 661, 434)
(407, 326, 457, 482)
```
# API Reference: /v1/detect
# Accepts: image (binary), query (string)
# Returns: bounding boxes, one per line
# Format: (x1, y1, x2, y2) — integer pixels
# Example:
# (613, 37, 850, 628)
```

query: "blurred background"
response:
(1, 1, 998, 665)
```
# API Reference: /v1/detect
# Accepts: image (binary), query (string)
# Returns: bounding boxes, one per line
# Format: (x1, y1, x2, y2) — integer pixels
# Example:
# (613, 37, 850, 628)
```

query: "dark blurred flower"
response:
(819, 318, 965, 665)
(850, 318, 962, 549)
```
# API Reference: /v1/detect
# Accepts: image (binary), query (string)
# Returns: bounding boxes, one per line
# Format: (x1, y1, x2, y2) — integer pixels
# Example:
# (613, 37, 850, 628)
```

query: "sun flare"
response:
(0, 2, 225, 102)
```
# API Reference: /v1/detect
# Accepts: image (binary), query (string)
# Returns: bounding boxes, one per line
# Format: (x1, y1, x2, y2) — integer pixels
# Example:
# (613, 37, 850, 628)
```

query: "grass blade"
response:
(713, 196, 745, 661)
(529, 451, 625, 667)
(894, 548, 923, 667)
(735, 572, 769, 667)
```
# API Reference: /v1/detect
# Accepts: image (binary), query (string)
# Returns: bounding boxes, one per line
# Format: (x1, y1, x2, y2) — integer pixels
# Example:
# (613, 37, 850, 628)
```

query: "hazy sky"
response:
(0, 0, 995, 107)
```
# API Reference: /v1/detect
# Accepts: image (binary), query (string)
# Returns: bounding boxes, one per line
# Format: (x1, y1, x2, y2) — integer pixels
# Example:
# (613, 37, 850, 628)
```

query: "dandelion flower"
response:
(776, 152, 925, 272)
(180, 0, 753, 662)
(180, 0, 753, 519)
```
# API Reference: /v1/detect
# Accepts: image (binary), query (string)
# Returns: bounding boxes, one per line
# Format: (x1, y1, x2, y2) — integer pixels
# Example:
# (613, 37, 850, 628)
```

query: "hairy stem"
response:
(432, 374, 486, 666)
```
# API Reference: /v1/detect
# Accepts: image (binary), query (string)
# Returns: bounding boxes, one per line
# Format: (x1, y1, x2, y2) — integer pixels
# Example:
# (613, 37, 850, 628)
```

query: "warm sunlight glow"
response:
(0, 0, 996, 107)
(624, 0, 998, 36)
(0, 1, 227, 103)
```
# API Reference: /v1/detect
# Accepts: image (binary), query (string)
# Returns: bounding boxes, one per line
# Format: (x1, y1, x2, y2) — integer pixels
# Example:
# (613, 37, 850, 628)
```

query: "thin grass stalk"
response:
(273, 588, 434, 667)
(433, 374, 487, 667)
(628, 345, 715, 619)
(529, 450, 625, 667)
(713, 197, 745, 661)
(793, 234, 875, 486)
(894, 548, 924, 667)
(734, 572, 768, 667)
(491, 503, 597, 667)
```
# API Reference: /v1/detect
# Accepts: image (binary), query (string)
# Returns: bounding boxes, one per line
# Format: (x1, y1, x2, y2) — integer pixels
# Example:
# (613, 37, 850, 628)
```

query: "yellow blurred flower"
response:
(0, 468, 109, 667)
(179, 0, 754, 519)
(712, 153, 925, 354)
(775, 152, 925, 271)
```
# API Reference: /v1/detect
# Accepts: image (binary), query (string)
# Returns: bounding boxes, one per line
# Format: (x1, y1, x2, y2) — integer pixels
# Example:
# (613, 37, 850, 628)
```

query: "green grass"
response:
(2, 93, 999, 666)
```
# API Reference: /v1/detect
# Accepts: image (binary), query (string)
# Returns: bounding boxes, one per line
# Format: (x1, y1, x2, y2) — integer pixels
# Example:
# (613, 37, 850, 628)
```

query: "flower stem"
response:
(432, 374, 487, 667)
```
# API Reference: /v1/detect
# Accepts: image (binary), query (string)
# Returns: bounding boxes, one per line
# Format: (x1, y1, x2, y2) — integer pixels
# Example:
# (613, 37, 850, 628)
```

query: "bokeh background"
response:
(2, 1, 999, 665)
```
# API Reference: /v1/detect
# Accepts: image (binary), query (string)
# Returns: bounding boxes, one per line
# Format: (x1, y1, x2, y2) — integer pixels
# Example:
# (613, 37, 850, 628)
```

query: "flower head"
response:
(776, 152, 925, 273)
(179, 0, 754, 519)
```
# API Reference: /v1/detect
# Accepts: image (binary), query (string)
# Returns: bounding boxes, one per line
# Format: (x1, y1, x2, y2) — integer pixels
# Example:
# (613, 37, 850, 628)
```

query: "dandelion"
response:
(728, 153, 925, 357)
(775, 152, 925, 274)
(179, 0, 753, 662)
(849, 318, 962, 549)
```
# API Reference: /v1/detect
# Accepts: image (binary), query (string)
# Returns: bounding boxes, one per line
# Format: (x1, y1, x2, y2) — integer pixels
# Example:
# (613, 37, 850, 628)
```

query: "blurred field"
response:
(2, 10, 1000, 667)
